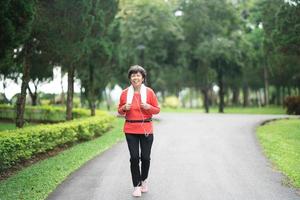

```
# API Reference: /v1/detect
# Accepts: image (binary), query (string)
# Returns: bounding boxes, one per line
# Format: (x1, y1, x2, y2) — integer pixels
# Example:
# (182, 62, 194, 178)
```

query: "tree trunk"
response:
(224, 88, 229, 106)
(201, 87, 209, 113)
(195, 89, 200, 108)
(2, 80, 9, 103)
(31, 93, 37, 106)
(263, 66, 269, 106)
(181, 95, 186, 108)
(281, 86, 285, 105)
(218, 71, 224, 113)
(243, 84, 249, 107)
(89, 100, 96, 116)
(146, 74, 151, 87)
(16, 42, 31, 128)
(66, 64, 75, 120)
(61, 70, 65, 105)
(256, 90, 262, 107)
(80, 85, 85, 107)
(232, 86, 240, 105)
(105, 85, 112, 111)
(27, 84, 38, 106)
(88, 65, 96, 116)
(190, 88, 194, 108)
(106, 97, 111, 111)
(276, 86, 281, 105)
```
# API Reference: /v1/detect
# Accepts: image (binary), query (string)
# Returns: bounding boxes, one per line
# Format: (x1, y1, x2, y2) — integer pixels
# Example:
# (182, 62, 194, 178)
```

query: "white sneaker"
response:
(132, 186, 142, 197)
(141, 180, 148, 193)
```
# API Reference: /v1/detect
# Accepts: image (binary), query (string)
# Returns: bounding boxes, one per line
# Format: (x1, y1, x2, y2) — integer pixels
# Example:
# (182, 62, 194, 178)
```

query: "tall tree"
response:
(77, 0, 119, 116)
(118, 0, 182, 90)
(41, 0, 93, 120)
(0, 1, 36, 62)
(181, 0, 240, 112)
(6, 1, 39, 128)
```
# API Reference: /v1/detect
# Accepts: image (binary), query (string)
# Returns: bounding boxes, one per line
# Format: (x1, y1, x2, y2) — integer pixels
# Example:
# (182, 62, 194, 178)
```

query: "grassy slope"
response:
(257, 118, 300, 188)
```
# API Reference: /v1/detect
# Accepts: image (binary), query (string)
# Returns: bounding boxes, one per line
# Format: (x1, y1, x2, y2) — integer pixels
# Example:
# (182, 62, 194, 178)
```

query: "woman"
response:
(118, 65, 160, 197)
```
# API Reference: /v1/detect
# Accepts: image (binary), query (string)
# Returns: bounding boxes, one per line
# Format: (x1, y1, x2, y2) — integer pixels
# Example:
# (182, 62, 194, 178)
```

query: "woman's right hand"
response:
(123, 103, 131, 111)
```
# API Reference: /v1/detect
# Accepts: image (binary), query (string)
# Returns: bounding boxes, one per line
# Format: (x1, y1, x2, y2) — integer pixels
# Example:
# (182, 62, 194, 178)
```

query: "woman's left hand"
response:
(141, 103, 151, 110)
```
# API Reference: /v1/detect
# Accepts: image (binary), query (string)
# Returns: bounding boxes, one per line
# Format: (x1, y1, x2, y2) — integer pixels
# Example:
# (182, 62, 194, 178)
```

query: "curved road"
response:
(47, 113, 300, 200)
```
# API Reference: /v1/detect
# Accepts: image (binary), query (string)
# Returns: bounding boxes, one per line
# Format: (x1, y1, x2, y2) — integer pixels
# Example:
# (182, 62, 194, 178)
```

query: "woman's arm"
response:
(118, 91, 127, 115)
(144, 88, 160, 115)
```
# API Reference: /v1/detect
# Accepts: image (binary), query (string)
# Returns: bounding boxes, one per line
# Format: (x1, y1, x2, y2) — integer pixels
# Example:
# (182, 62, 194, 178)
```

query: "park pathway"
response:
(47, 113, 300, 200)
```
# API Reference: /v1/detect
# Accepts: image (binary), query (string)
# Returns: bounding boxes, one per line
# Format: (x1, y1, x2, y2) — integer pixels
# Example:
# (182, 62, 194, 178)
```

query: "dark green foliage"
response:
(284, 96, 300, 115)
(0, 113, 114, 171)
(77, 0, 119, 114)
(0, 0, 37, 60)
(118, 0, 183, 89)
(272, 2, 300, 55)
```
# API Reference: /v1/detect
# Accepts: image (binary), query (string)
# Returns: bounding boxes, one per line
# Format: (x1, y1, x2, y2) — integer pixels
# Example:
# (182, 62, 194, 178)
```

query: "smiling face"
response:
(130, 72, 144, 88)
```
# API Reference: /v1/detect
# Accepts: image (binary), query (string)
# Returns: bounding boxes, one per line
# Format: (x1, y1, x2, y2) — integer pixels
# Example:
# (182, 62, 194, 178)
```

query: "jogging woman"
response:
(118, 65, 160, 197)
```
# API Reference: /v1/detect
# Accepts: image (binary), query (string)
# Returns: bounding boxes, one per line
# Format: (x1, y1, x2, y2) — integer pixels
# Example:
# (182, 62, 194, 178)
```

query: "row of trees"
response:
(117, 0, 300, 112)
(0, 0, 119, 127)
(0, 0, 299, 127)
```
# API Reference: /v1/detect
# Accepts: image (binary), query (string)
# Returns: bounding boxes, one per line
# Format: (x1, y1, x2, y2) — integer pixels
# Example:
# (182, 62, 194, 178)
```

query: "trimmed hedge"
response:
(284, 96, 300, 115)
(0, 104, 91, 122)
(0, 113, 114, 171)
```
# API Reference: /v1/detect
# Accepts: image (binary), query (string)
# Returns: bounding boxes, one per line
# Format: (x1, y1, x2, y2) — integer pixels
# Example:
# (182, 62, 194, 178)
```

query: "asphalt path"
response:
(47, 113, 300, 200)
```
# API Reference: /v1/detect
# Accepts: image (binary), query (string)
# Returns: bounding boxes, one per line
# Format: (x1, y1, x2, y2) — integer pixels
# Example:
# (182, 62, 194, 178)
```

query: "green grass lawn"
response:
(257, 118, 300, 188)
(0, 117, 125, 200)
(0, 122, 16, 131)
(0, 122, 34, 131)
(161, 106, 286, 114)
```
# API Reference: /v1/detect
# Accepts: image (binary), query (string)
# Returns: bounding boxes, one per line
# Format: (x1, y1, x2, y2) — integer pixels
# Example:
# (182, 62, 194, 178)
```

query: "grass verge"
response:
(257, 118, 300, 189)
(162, 106, 285, 114)
(0, 122, 33, 131)
(0, 117, 124, 200)
(0, 123, 16, 131)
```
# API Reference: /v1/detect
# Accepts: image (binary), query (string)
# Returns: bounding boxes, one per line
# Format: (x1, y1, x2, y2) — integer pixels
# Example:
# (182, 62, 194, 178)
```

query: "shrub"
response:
(0, 113, 114, 171)
(0, 104, 90, 122)
(284, 96, 300, 115)
(163, 96, 180, 108)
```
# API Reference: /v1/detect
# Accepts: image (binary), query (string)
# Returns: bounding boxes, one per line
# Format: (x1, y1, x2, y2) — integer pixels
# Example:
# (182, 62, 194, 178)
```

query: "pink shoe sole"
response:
(141, 181, 148, 193)
(141, 187, 148, 193)
(132, 187, 142, 197)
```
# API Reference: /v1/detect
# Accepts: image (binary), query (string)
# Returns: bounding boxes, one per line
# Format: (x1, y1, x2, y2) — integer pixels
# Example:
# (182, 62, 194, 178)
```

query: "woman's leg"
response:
(125, 134, 142, 187)
(140, 134, 154, 181)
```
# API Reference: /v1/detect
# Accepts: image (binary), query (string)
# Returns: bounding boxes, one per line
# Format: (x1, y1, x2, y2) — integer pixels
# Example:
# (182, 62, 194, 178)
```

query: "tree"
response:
(273, 2, 300, 92)
(0, 1, 36, 62)
(118, 0, 182, 90)
(7, 1, 38, 128)
(0, 1, 38, 127)
(28, 53, 53, 105)
(181, 0, 240, 112)
(256, 0, 300, 104)
(41, 0, 93, 120)
(77, 0, 119, 115)
(203, 37, 242, 112)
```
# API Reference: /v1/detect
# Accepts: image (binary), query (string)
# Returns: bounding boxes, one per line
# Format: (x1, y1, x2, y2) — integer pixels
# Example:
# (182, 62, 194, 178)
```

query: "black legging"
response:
(125, 133, 154, 187)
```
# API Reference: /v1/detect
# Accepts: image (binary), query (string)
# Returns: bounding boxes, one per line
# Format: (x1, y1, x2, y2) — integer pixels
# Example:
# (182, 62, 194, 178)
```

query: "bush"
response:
(284, 96, 300, 115)
(163, 96, 180, 108)
(0, 104, 90, 122)
(0, 113, 114, 171)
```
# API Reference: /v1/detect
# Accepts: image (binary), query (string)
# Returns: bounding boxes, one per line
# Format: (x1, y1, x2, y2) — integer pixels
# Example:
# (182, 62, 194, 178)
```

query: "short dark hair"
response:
(127, 65, 147, 80)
